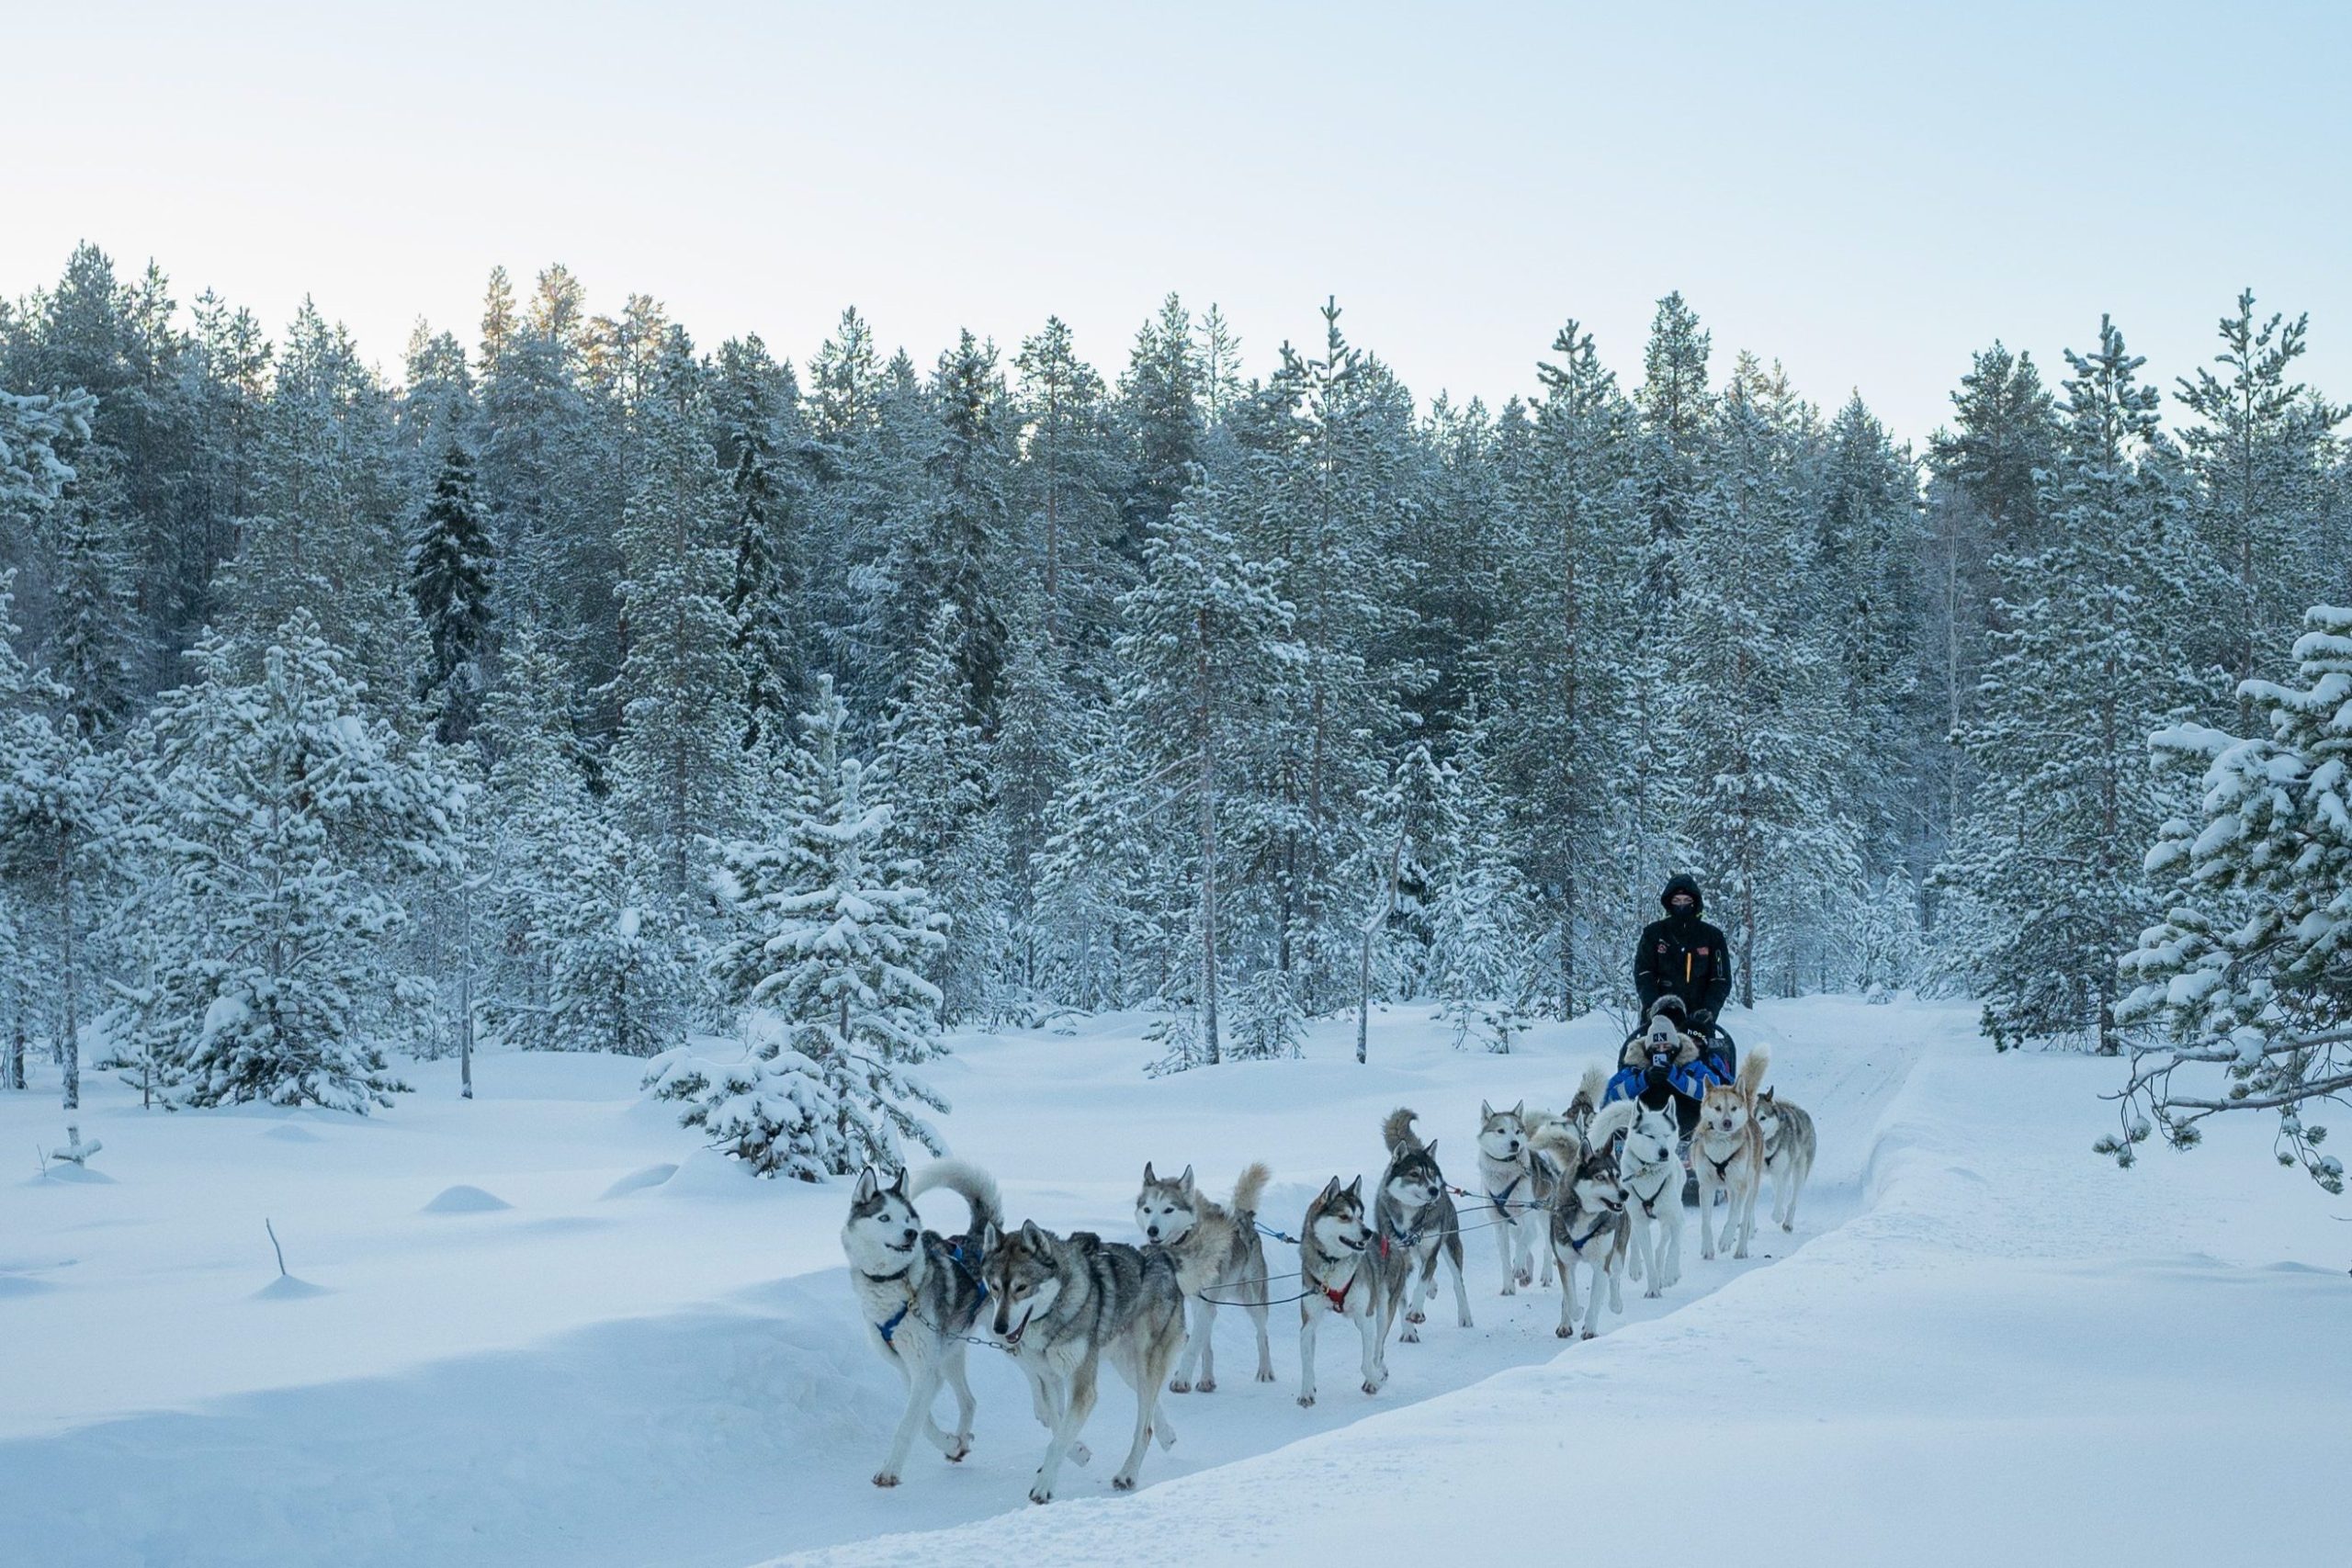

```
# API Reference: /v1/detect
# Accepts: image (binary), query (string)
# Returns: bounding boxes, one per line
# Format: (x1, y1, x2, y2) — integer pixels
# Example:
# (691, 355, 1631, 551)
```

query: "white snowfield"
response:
(3, 997, 2346, 1568)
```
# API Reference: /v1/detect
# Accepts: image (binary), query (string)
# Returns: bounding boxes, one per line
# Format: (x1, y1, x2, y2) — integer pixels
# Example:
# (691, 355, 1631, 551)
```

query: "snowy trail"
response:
(0, 999, 1923, 1568)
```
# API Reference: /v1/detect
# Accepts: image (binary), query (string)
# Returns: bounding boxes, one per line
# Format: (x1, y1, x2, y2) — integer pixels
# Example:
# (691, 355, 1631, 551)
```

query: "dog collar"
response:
(860, 1261, 915, 1285)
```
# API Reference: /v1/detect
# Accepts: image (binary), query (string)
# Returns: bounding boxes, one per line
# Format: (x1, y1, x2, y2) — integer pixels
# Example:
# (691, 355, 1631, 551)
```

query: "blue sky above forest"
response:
(6, 0, 2346, 445)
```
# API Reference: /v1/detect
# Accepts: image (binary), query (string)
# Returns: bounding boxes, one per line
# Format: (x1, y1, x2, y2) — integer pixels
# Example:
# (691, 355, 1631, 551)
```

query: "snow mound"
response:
(262, 1124, 323, 1143)
(422, 1185, 513, 1214)
(600, 1163, 679, 1199)
(253, 1275, 332, 1301)
(28, 1163, 115, 1185)
(0, 1275, 56, 1298)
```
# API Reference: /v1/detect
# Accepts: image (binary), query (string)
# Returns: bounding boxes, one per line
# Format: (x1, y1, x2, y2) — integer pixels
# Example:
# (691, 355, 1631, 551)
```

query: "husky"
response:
(842, 1160, 1001, 1489)
(1755, 1087, 1817, 1233)
(1370, 1110, 1471, 1344)
(1475, 1100, 1561, 1293)
(1533, 1101, 1636, 1340)
(979, 1219, 1187, 1504)
(1691, 1045, 1771, 1259)
(1564, 1064, 1610, 1134)
(1295, 1175, 1386, 1406)
(1619, 1096, 1685, 1298)
(1134, 1160, 1275, 1392)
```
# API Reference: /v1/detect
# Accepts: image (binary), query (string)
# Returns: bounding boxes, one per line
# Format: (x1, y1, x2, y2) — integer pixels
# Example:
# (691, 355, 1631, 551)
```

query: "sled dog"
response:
(1371, 1109, 1471, 1344)
(1619, 1097, 1685, 1297)
(1295, 1175, 1386, 1405)
(1534, 1102, 1637, 1339)
(1691, 1045, 1771, 1259)
(1134, 1161, 1275, 1391)
(1476, 1100, 1562, 1293)
(1755, 1087, 1816, 1233)
(980, 1219, 1187, 1504)
(842, 1160, 1001, 1488)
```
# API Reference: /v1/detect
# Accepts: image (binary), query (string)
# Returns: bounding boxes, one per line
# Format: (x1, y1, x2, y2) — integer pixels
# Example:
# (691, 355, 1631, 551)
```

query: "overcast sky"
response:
(6, 1, 2346, 444)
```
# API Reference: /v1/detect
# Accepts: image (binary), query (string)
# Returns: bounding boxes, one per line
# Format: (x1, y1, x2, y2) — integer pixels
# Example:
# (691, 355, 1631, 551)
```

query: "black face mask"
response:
(1668, 899, 1697, 916)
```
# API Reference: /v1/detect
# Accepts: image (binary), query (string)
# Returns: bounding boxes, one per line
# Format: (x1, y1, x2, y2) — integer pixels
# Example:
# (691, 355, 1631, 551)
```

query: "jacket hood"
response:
(1660, 874, 1704, 914)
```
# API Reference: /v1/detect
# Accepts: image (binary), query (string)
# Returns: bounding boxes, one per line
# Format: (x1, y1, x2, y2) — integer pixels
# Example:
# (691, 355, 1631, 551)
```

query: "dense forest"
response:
(4, 243, 2346, 1175)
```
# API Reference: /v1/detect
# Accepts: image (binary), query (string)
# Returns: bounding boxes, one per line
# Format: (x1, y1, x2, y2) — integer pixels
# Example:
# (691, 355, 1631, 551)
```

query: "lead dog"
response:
(1756, 1086, 1816, 1233)
(980, 1219, 1187, 1504)
(842, 1160, 1001, 1488)
(1134, 1160, 1276, 1391)
(1372, 1109, 1471, 1344)
(1295, 1175, 1385, 1405)
(1533, 1101, 1637, 1339)
(1619, 1096, 1685, 1297)
(1691, 1044, 1771, 1259)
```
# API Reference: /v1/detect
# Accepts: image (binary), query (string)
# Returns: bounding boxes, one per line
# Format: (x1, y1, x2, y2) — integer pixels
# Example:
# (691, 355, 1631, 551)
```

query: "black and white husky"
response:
(1371, 1109, 1471, 1344)
(1618, 1097, 1685, 1298)
(1295, 1175, 1386, 1406)
(980, 1218, 1187, 1504)
(1133, 1161, 1276, 1392)
(842, 1160, 1001, 1489)
(1475, 1100, 1561, 1293)
(1755, 1087, 1817, 1233)
(1533, 1101, 1637, 1340)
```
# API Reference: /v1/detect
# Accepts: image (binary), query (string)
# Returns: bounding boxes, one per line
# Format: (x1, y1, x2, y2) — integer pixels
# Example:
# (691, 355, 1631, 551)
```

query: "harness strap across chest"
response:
(1624, 1159, 1676, 1217)
(1487, 1174, 1523, 1217)
(1702, 1145, 1739, 1183)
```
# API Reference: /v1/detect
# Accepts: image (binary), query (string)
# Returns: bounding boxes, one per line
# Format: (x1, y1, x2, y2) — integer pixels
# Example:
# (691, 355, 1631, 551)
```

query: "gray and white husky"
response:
(842, 1160, 1001, 1489)
(1475, 1100, 1561, 1293)
(1295, 1175, 1386, 1406)
(1134, 1160, 1275, 1392)
(1755, 1087, 1816, 1233)
(1371, 1109, 1471, 1344)
(1532, 1101, 1637, 1340)
(1618, 1096, 1685, 1298)
(980, 1219, 1187, 1504)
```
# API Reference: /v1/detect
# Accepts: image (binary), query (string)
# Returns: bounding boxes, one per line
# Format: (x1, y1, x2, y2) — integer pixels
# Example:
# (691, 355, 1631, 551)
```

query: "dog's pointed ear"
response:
(1759, 1087, 1774, 1105)
(1178, 1164, 1194, 1193)
(853, 1166, 879, 1203)
(1319, 1175, 1342, 1203)
(1345, 1175, 1363, 1200)
(978, 1219, 1001, 1254)
(888, 1167, 910, 1196)
(1142, 1160, 1156, 1186)
(1423, 1138, 1438, 1160)
(1021, 1219, 1046, 1246)
(1479, 1099, 1493, 1121)
(1510, 1099, 1525, 1121)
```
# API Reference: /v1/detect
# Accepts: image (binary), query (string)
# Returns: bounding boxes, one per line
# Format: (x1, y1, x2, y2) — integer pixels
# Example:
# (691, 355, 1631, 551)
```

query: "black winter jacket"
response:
(1634, 881, 1733, 1024)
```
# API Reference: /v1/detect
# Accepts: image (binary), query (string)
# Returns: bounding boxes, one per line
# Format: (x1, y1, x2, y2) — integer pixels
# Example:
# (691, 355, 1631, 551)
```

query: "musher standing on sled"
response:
(1605, 873, 1735, 1140)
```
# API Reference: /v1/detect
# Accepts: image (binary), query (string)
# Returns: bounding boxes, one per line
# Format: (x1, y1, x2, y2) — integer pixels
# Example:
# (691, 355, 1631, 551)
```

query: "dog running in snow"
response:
(1616, 1094, 1686, 1297)
(1133, 1161, 1276, 1392)
(1371, 1110, 1471, 1344)
(1475, 1100, 1562, 1293)
(1295, 1174, 1386, 1406)
(1532, 1100, 1638, 1339)
(979, 1218, 1187, 1504)
(1755, 1086, 1816, 1233)
(1691, 1045, 1772, 1259)
(841, 1160, 1001, 1489)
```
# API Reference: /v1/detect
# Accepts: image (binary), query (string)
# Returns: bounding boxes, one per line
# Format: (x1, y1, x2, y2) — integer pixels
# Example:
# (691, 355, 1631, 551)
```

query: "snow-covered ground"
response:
(3, 997, 2345, 1568)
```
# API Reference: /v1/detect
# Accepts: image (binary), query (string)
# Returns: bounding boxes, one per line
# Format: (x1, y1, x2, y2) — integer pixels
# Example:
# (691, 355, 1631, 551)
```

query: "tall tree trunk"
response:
(60, 822, 79, 1111)
(1195, 609, 1221, 1066)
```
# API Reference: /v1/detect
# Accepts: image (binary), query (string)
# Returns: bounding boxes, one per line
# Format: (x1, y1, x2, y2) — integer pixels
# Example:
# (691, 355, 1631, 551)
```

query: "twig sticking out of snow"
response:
(266, 1218, 288, 1279)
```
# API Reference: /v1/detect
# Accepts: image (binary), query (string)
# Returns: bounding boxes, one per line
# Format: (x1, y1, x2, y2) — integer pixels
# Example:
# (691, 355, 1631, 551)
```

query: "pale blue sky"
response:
(6, 1, 2346, 443)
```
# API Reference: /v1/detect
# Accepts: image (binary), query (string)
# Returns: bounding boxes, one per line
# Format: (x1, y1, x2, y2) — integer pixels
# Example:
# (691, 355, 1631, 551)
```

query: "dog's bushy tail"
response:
(1736, 1043, 1771, 1102)
(1570, 1065, 1609, 1119)
(910, 1158, 1001, 1236)
(1529, 1121, 1583, 1176)
(1584, 1099, 1638, 1153)
(1382, 1107, 1422, 1154)
(1230, 1160, 1272, 1219)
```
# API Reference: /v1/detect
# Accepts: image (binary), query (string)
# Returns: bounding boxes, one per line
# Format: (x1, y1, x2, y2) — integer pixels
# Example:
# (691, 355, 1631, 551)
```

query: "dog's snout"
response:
(900, 1228, 918, 1246)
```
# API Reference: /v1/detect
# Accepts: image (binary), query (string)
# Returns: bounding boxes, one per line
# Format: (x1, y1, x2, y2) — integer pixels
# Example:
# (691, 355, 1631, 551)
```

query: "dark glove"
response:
(1689, 1008, 1714, 1031)
(1644, 1056, 1672, 1095)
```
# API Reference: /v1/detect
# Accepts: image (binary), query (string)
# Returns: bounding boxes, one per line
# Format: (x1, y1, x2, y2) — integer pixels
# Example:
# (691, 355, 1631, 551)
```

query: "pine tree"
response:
(406, 437, 496, 744)
(656, 707, 949, 1178)
(123, 614, 460, 1110)
(1426, 711, 1536, 1053)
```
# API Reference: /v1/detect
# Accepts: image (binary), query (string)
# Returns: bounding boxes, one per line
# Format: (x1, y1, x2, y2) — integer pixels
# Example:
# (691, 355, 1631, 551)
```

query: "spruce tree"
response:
(406, 437, 496, 744)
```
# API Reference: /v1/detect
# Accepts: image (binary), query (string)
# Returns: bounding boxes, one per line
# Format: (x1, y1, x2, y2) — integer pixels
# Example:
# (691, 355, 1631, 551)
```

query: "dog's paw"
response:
(944, 1438, 971, 1463)
(1069, 1442, 1092, 1466)
(1255, 1367, 1276, 1383)
(1195, 1375, 1216, 1393)
(1400, 1325, 1420, 1344)
(1498, 1283, 1516, 1297)
(1458, 1312, 1475, 1328)
(1555, 1324, 1573, 1338)
(1405, 1309, 1426, 1325)
(1167, 1377, 1191, 1394)
(1297, 1393, 1317, 1408)
(1112, 1474, 1138, 1493)
(1580, 1328, 1596, 1341)
(1513, 1265, 1533, 1287)
(873, 1471, 900, 1488)
(1781, 1220, 1793, 1233)
(1029, 1485, 1054, 1506)
(1361, 1379, 1383, 1396)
